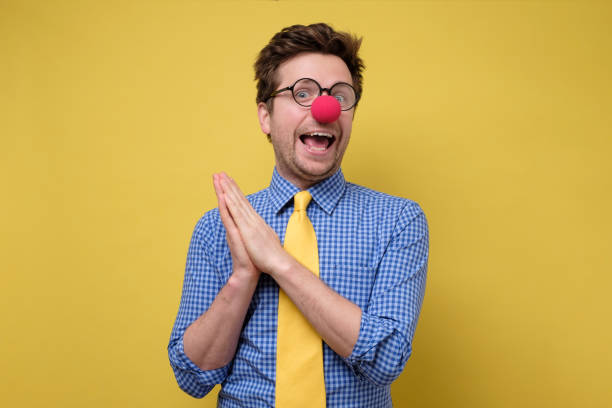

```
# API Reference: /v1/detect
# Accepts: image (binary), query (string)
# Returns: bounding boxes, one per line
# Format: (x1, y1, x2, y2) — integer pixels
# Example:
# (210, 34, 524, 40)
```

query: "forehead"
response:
(276, 52, 352, 87)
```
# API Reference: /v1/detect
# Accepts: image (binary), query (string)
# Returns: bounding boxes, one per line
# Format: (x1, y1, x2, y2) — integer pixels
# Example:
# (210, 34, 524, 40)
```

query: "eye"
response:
(333, 94, 346, 103)
(295, 90, 312, 100)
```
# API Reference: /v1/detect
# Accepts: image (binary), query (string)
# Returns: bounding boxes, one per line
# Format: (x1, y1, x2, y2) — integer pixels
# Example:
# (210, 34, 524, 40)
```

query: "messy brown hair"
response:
(254, 23, 365, 109)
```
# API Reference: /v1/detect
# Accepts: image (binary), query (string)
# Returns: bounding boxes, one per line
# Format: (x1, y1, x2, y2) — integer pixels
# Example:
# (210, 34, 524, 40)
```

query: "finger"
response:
(220, 173, 259, 223)
(220, 172, 247, 201)
(213, 173, 225, 204)
(213, 174, 241, 242)
(213, 174, 232, 221)
(219, 200, 250, 260)
(217, 177, 258, 247)
(220, 176, 252, 224)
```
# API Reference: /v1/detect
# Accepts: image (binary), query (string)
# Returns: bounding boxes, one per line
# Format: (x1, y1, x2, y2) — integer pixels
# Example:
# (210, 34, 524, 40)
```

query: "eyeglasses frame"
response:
(265, 77, 360, 111)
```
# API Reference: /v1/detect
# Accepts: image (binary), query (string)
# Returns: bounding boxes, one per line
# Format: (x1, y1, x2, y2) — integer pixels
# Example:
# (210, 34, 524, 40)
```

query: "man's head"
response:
(254, 23, 365, 111)
(254, 23, 365, 189)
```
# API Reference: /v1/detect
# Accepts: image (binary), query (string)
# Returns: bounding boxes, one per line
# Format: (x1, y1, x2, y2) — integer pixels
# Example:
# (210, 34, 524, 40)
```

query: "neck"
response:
(275, 167, 337, 191)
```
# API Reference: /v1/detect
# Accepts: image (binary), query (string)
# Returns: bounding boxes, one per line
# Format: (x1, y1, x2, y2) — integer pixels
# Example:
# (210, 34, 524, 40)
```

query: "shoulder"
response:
(344, 182, 425, 219)
(342, 182, 428, 243)
(190, 207, 222, 254)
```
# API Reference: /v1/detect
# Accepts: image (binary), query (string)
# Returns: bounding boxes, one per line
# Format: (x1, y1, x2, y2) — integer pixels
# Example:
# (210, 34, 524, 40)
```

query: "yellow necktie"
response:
(276, 191, 326, 407)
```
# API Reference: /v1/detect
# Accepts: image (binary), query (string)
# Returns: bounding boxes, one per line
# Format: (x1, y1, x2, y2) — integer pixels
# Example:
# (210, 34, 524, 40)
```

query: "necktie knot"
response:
(294, 191, 312, 212)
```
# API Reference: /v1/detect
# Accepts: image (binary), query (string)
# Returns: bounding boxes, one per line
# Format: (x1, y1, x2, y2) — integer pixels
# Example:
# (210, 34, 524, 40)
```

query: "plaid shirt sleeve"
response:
(167, 210, 231, 398)
(343, 202, 429, 386)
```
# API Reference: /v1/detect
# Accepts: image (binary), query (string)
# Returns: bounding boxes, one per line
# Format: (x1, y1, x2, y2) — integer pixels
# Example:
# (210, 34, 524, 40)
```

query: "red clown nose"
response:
(311, 95, 341, 123)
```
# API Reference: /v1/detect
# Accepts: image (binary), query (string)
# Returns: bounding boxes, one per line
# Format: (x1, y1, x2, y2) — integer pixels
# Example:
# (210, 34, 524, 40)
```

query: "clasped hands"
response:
(212, 172, 292, 281)
(213, 172, 360, 358)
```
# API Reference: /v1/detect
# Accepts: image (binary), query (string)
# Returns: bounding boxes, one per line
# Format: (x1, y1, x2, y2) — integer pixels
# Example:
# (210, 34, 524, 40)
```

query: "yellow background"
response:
(2, 1, 611, 407)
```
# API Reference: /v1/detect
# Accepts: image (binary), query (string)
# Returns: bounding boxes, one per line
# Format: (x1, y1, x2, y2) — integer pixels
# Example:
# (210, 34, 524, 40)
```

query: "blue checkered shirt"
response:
(168, 168, 428, 407)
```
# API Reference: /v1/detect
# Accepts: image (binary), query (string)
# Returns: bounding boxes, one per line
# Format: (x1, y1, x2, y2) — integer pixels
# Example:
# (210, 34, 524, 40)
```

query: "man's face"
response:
(258, 52, 355, 189)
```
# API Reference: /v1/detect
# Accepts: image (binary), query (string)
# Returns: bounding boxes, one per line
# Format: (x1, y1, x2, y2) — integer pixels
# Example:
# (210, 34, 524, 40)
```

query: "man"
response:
(168, 23, 428, 407)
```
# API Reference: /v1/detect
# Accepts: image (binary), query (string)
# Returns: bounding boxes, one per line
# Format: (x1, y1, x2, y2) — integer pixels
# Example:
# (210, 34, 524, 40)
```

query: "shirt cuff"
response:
(342, 311, 410, 386)
(171, 335, 231, 386)
(345, 312, 383, 367)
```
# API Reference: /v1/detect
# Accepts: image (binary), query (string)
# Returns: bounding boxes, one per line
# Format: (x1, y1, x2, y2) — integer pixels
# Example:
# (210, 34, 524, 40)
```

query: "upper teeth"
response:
(309, 132, 333, 138)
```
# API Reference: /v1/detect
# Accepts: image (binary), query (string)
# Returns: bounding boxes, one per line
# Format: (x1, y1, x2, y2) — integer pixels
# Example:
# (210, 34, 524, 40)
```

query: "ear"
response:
(257, 102, 271, 135)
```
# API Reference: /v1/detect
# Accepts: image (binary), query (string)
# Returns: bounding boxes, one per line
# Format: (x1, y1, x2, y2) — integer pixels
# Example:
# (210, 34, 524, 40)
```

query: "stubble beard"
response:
(274, 142, 343, 188)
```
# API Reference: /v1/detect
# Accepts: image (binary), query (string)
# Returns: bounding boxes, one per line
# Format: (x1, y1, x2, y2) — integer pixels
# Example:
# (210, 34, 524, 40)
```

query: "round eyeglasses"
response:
(266, 78, 360, 111)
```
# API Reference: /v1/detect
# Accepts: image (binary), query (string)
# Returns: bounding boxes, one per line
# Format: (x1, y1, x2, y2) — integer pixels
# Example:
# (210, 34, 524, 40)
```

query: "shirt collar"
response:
(268, 167, 346, 215)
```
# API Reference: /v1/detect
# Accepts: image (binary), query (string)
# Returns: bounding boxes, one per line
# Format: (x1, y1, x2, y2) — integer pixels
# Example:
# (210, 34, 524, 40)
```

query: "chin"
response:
(298, 163, 338, 181)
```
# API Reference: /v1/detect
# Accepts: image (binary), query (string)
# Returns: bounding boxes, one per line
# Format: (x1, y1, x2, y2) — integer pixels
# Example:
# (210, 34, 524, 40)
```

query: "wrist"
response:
(268, 250, 295, 280)
(228, 268, 260, 291)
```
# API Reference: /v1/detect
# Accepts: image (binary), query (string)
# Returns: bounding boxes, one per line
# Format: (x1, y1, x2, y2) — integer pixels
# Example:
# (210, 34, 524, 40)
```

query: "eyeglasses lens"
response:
(292, 79, 356, 110)
(292, 79, 320, 106)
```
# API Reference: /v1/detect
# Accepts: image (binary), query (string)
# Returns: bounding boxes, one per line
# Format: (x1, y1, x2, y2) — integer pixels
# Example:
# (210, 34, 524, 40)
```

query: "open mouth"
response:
(299, 132, 336, 152)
